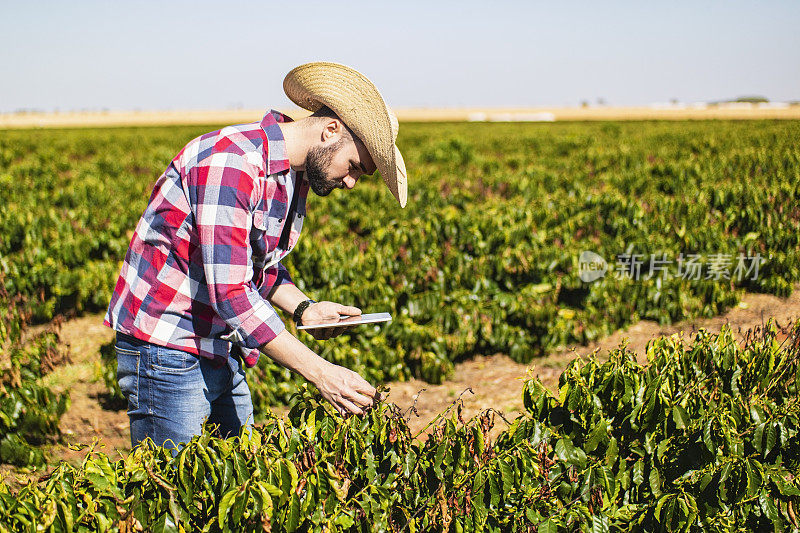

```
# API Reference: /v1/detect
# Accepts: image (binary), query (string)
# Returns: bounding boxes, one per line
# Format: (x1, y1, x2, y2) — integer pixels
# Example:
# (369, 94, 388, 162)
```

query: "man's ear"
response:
(321, 119, 343, 143)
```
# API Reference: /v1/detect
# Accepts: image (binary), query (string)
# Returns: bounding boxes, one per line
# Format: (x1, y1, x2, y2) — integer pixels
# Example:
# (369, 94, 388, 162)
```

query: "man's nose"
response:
(343, 175, 358, 189)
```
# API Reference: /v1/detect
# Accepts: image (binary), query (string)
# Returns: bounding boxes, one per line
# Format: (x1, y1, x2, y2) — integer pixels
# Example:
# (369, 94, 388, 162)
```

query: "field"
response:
(2, 104, 800, 129)
(1, 119, 799, 530)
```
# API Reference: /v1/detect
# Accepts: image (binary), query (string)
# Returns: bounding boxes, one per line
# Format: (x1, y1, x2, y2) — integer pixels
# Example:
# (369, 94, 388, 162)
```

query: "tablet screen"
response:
(296, 312, 392, 330)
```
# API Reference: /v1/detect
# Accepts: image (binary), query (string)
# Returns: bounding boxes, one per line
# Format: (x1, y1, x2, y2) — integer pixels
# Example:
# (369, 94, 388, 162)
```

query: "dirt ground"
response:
(4, 286, 799, 482)
(386, 287, 800, 438)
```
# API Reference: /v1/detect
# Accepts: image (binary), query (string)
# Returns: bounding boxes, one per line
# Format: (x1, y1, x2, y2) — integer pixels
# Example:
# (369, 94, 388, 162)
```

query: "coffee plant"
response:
(2, 320, 798, 531)
(2, 119, 799, 479)
(29, 120, 796, 409)
(0, 276, 70, 466)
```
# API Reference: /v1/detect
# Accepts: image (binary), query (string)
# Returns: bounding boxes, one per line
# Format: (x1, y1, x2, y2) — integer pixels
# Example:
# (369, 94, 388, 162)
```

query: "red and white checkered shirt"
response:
(104, 110, 308, 368)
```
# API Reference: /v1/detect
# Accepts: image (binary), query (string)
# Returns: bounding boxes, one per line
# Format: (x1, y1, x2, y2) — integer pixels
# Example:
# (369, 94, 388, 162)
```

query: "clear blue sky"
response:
(1, 1, 798, 112)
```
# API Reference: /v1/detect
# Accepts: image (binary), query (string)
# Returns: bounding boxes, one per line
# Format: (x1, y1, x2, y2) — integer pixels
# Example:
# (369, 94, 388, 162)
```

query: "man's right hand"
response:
(260, 330, 377, 416)
(312, 360, 377, 416)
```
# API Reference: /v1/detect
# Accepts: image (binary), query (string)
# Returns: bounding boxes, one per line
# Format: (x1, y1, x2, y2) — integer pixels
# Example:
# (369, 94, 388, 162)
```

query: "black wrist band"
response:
(293, 299, 316, 326)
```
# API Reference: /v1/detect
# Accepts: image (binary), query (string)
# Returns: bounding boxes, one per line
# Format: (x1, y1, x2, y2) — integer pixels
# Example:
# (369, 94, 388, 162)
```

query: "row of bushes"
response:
(4, 321, 798, 531)
(19, 121, 794, 411)
(0, 277, 69, 466)
(2, 120, 799, 467)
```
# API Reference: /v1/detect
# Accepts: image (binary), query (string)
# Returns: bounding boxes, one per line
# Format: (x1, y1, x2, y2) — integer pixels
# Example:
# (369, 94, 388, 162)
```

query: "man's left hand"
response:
(301, 301, 361, 340)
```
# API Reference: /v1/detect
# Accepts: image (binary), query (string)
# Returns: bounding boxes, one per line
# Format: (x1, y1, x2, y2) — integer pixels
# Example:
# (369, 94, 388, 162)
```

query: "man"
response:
(104, 62, 408, 452)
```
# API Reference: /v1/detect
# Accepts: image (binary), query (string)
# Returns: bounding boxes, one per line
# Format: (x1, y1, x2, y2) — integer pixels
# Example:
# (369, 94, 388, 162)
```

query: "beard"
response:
(305, 139, 344, 197)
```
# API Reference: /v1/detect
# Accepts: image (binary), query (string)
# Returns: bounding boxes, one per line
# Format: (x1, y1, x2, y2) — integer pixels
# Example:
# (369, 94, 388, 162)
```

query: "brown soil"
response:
(3, 286, 798, 485)
(48, 319, 130, 463)
(384, 287, 800, 438)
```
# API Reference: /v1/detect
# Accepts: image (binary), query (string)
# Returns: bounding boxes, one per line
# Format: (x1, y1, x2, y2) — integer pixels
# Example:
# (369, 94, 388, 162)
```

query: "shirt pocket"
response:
(250, 209, 279, 285)
(251, 212, 267, 277)
(253, 207, 285, 235)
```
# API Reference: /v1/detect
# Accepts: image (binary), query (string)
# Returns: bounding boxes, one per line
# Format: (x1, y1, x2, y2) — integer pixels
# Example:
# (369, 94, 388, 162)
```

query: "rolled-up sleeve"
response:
(186, 152, 285, 350)
(266, 261, 294, 288)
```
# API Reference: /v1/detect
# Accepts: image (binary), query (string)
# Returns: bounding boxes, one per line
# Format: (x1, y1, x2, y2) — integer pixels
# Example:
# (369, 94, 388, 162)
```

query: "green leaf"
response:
(754, 422, 766, 453)
(403, 449, 415, 478)
(703, 418, 715, 453)
(218, 487, 238, 529)
(592, 513, 610, 533)
(672, 405, 689, 429)
(168, 494, 181, 529)
(585, 418, 609, 453)
(232, 450, 249, 483)
(499, 459, 514, 496)
(764, 424, 777, 456)
(320, 416, 336, 441)
(759, 494, 779, 522)
(472, 494, 489, 527)
(656, 439, 670, 463)
(649, 466, 663, 497)
(233, 490, 247, 525)
(433, 444, 446, 479)
(745, 459, 761, 495)
(286, 493, 301, 532)
(538, 518, 558, 533)
(605, 437, 619, 466)
(633, 459, 645, 487)
(655, 494, 671, 524)
(221, 459, 234, 492)
(334, 512, 355, 529)
(640, 377, 661, 427)
(151, 512, 179, 533)
(488, 473, 501, 507)
(472, 469, 487, 495)
(280, 460, 298, 495)
(555, 438, 587, 468)
(287, 427, 301, 455)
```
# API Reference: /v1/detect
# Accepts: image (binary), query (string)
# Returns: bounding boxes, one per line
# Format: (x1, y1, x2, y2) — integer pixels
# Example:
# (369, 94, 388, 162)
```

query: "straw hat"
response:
(283, 62, 408, 208)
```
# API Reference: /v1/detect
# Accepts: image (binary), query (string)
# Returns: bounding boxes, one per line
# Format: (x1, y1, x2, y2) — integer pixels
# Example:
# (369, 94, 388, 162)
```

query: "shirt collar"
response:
(260, 109, 292, 176)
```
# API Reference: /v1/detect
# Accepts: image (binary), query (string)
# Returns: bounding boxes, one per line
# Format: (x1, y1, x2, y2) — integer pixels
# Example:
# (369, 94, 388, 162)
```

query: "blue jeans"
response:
(114, 332, 254, 454)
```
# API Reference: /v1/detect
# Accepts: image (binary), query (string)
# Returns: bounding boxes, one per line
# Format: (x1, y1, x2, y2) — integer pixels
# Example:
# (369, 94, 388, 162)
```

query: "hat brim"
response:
(283, 62, 407, 208)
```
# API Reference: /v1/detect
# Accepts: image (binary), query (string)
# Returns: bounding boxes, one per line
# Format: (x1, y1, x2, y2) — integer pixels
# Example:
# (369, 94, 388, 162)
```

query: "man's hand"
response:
(259, 330, 377, 417)
(313, 360, 377, 416)
(302, 301, 361, 340)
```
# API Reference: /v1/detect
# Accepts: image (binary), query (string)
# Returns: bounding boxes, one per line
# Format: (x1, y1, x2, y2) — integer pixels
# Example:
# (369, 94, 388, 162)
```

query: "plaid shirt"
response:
(104, 110, 308, 368)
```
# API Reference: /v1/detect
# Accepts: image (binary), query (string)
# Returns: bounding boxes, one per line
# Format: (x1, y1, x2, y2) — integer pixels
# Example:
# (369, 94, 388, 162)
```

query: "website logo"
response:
(579, 251, 608, 282)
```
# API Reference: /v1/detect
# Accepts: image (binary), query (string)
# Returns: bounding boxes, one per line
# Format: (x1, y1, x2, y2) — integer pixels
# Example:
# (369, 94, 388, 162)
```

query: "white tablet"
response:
(296, 312, 392, 330)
